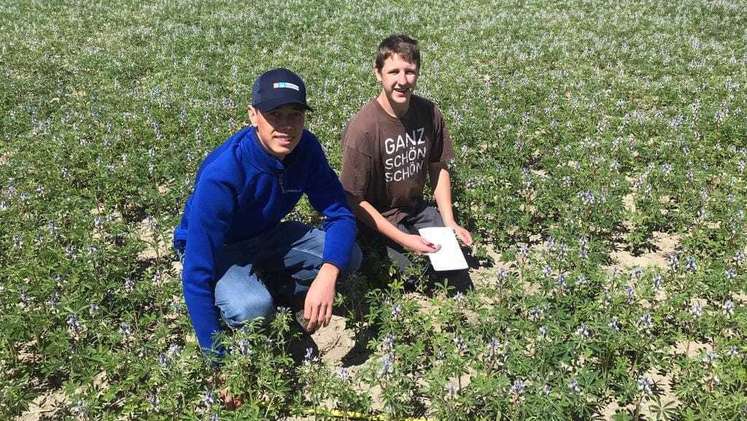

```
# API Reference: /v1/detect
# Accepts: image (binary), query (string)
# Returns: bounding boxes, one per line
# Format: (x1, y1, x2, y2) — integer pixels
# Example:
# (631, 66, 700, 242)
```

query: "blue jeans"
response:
(213, 221, 362, 329)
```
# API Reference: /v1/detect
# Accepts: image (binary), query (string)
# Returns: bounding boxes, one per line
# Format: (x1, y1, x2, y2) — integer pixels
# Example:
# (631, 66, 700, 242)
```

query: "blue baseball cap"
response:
(251, 68, 313, 112)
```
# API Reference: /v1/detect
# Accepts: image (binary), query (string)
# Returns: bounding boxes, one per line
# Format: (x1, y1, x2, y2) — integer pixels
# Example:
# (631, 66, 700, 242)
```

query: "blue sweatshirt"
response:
(174, 126, 356, 352)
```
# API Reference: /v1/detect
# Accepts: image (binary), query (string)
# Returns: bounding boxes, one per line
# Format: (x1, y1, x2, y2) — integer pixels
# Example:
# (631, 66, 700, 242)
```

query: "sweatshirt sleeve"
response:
(305, 143, 357, 271)
(182, 171, 236, 353)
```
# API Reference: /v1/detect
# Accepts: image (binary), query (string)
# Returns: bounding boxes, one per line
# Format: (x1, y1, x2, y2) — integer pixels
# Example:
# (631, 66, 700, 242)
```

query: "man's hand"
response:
(219, 387, 243, 410)
(303, 263, 339, 333)
(446, 222, 473, 246)
(400, 233, 441, 255)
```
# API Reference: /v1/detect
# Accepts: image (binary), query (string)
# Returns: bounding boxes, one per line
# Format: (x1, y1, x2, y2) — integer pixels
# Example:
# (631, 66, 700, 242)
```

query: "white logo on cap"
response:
(273, 82, 300, 91)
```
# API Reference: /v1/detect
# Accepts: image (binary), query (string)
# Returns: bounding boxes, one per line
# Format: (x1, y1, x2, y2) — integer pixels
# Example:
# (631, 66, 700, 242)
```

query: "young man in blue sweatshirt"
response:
(174, 68, 361, 356)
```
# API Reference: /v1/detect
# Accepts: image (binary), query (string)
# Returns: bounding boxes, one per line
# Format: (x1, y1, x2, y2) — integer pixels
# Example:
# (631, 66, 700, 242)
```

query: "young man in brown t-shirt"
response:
(340, 34, 472, 285)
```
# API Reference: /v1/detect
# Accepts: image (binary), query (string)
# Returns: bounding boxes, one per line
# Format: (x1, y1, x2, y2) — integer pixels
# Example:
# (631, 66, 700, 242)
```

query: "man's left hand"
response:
(303, 263, 339, 333)
(447, 222, 473, 247)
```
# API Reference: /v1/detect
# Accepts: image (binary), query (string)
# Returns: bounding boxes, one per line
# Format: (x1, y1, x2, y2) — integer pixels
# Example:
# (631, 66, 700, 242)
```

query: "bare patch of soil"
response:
(16, 390, 67, 421)
(136, 216, 171, 261)
(311, 315, 356, 365)
(610, 231, 680, 271)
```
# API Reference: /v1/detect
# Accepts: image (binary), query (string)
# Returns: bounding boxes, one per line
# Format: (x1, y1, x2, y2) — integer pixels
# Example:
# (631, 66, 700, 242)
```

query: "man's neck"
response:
(376, 92, 409, 118)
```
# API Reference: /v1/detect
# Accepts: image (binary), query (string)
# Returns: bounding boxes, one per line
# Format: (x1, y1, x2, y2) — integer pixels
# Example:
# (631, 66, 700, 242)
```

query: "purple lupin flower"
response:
(237, 339, 252, 356)
(518, 243, 529, 260)
(608, 317, 621, 332)
(382, 334, 395, 352)
(200, 390, 216, 407)
(380, 352, 394, 376)
(528, 307, 544, 322)
(702, 351, 718, 365)
(66, 314, 83, 335)
(579, 237, 589, 259)
(575, 323, 590, 338)
(690, 301, 704, 318)
(510, 379, 526, 396)
(637, 376, 654, 396)
(653, 274, 663, 290)
(734, 250, 745, 266)
(303, 347, 316, 363)
(487, 337, 502, 358)
(147, 391, 160, 410)
(667, 253, 679, 271)
(576, 274, 587, 286)
(685, 256, 697, 272)
(543, 264, 553, 277)
(639, 313, 653, 330)
(625, 285, 636, 304)
(538, 326, 548, 338)
(119, 322, 132, 338)
(722, 299, 734, 316)
(568, 378, 581, 393)
(391, 303, 402, 319)
(453, 336, 467, 355)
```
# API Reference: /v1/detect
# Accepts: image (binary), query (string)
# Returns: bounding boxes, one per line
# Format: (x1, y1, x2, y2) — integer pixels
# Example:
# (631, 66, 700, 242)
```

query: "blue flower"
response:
(653, 274, 663, 290)
(575, 323, 590, 338)
(637, 376, 653, 395)
(568, 378, 581, 393)
(391, 303, 402, 319)
(722, 299, 734, 316)
(608, 317, 621, 332)
(625, 286, 636, 304)
(689, 301, 704, 318)
(510, 379, 526, 395)
(380, 352, 394, 376)
(639, 313, 653, 330)
(303, 347, 315, 362)
(382, 334, 395, 352)
(685, 256, 697, 272)
(201, 390, 216, 407)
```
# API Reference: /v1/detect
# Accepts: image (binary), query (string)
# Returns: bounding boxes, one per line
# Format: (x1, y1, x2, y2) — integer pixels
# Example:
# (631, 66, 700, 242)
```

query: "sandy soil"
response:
(609, 231, 680, 271)
(136, 216, 171, 261)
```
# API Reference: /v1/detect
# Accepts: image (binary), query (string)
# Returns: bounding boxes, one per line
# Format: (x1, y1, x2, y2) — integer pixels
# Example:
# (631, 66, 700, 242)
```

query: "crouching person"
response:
(173, 68, 362, 358)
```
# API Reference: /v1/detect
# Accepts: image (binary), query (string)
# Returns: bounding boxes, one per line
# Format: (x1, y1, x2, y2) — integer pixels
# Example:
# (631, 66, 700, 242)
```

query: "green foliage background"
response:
(1, 0, 745, 419)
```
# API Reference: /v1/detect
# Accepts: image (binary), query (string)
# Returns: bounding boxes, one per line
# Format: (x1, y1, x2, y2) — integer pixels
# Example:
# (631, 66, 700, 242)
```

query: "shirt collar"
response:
(241, 126, 305, 174)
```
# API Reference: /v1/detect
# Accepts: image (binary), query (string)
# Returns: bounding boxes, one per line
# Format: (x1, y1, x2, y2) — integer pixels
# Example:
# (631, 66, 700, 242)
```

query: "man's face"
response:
(249, 104, 306, 159)
(375, 53, 419, 114)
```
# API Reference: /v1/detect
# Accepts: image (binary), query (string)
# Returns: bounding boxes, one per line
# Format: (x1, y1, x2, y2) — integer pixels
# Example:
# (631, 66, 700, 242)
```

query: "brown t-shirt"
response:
(340, 95, 454, 224)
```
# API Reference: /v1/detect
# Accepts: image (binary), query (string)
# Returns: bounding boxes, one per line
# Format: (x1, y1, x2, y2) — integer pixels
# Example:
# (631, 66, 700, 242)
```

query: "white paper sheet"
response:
(418, 227, 469, 271)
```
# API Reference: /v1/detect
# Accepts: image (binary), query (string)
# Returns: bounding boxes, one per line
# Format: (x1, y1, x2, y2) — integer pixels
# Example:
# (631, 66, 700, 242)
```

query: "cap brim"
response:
(254, 99, 313, 112)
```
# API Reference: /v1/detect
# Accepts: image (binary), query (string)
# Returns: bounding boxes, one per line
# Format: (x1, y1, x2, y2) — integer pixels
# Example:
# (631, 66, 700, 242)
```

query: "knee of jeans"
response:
(344, 243, 363, 276)
(219, 293, 274, 328)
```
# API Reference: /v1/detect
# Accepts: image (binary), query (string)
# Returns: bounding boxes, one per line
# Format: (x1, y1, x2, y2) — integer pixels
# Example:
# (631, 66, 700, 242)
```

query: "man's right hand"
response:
(400, 234, 441, 255)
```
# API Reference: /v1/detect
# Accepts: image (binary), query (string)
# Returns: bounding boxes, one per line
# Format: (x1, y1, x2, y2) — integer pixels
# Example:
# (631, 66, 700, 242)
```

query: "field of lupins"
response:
(1, 0, 745, 419)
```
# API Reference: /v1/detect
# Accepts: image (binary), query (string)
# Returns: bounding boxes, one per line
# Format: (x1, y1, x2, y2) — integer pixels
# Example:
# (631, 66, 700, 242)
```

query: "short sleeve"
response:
(431, 105, 455, 163)
(340, 125, 373, 198)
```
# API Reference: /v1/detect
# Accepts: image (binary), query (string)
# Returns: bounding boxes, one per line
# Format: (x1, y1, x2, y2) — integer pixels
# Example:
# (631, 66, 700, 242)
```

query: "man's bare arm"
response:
(430, 163, 473, 246)
(347, 193, 439, 254)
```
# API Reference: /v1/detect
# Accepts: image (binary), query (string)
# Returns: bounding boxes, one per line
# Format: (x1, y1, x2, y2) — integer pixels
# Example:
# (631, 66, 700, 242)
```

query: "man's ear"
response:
(248, 106, 258, 126)
(374, 66, 383, 83)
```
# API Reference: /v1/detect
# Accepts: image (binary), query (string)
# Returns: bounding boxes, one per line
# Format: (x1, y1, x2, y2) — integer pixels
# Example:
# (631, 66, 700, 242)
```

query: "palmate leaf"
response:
(649, 395, 678, 421)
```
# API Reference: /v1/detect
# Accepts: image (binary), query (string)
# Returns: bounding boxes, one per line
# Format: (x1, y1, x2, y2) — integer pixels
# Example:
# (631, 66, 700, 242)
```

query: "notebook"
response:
(418, 227, 469, 271)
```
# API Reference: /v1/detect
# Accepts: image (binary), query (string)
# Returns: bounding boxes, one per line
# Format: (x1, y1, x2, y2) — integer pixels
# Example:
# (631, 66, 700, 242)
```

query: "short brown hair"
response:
(375, 34, 420, 71)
